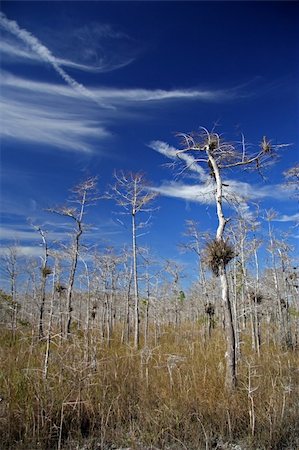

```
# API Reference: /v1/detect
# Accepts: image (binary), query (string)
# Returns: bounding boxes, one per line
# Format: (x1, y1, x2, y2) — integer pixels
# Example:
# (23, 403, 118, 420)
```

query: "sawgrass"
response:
(0, 326, 298, 449)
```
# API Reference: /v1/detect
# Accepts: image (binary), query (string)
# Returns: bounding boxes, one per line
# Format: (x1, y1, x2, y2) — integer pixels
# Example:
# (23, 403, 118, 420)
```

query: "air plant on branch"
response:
(249, 291, 263, 305)
(42, 266, 52, 278)
(203, 239, 235, 276)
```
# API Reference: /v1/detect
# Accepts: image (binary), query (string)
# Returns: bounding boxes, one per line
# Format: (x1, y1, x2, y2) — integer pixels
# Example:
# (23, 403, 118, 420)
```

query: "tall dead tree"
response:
(108, 172, 158, 349)
(32, 225, 51, 340)
(250, 237, 263, 356)
(164, 260, 184, 328)
(43, 253, 57, 379)
(182, 221, 211, 327)
(277, 240, 294, 348)
(264, 209, 285, 342)
(284, 163, 299, 200)
(164, 128, 285, 390)
(98, 248, 120, 345)
(0, 245, 19, 337)
(120, 250, 133, 345)
(48, 177, 98, 337)
(182, 220, 208, 283)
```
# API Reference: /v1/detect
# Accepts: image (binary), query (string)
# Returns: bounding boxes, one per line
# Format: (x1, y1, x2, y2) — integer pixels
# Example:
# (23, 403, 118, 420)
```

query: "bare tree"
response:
(31, 225, 51, 339)
(166, 128, 285, 389)
(276, 239, 294, 348)
(139, 248, 161, 347)
(182, 220, 208, 283)
(98, 248, 120, 345)
(283, 163, 299, 200)
(108, 172, 158, 349)
(43, 253, 57, 379)
(48, 177, 98, 337)
(164, 260, 185, 329)
(0, 245, 20, 337)
(121, 250, 133, 345)
(250, 237, 263, 356)
(283, 164, 299, 229)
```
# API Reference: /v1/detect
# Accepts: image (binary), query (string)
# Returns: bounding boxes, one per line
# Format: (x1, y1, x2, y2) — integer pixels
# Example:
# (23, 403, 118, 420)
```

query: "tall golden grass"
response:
(0, 325, 298, 449)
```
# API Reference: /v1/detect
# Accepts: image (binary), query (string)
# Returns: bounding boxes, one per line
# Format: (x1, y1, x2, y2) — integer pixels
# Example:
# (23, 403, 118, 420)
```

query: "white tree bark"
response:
(207, 148, 237, 390)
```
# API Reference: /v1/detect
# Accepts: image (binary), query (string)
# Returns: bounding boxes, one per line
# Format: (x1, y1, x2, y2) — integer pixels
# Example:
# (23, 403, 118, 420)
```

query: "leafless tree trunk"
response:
(48, 177, 98, 337)
(265, 210, 287, 346)
(131, 208, 140, 348)
(207, 147, 237, 389)
(32, 226, 51, 340)
(43, 258, 56, 379)
(80, 256, 91, 363)
(144, 270, 151, 347)
(123, 261, 133, 345)
(277, 245, 293, 348)
(107, 172, 158, 349)
(0, 246, 19, 338)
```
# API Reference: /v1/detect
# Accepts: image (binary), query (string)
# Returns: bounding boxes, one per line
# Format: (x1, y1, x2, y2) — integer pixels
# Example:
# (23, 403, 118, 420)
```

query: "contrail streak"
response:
(0, 12, 107, 107)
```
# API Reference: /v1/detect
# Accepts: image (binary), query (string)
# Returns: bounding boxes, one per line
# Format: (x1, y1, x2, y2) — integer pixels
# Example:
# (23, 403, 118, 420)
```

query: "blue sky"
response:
(0, 1, 298, 282)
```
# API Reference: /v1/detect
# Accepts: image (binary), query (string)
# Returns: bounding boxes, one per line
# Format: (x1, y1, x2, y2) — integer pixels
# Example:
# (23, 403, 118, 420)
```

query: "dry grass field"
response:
(1, 325, 298, 450)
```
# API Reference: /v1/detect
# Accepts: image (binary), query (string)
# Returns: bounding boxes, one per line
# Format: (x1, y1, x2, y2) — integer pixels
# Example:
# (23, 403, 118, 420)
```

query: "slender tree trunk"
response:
(267, 220, 285, 345)
(240, 236, 247, 332)
(122, 267, 132, 344)
(220, 267, 237, 389)
(132, 212, 140, 349)
(39, 274, 47, 339)
(33, 227, 50, 340)
(66, 226, 82, 337)
(81, 258, 91, 364)
(11, 277, 17, 340)
(109, 172, 157, 348)
(144, 272, 150, 347)
(43, 263, 56, 379)
(278, 249, 293, 348)
(208, 149, 237, 390)
(126, 272, 132, 344)
(254, 247, 261, 356)
(105, 291, 110, 345)
(109, 270, 115, 342)
(231, 258, 241, 359)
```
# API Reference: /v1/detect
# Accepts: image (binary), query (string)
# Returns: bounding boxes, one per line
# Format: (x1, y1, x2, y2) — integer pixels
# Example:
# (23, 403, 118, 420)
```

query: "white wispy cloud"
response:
(1, 97, 109, 153)
(223, 180, 287, 202)
(0, 69, 241, 153)
(1, 71, 231, 104)
(0, 38, 41, 62)
(149, 141, 208, 181)
(1, 70, 79, 98)
(0, 12, 104, 106)
(0, 38, 135, 73)
(0, 196, 39, 219)
(151, 179, 288, 203)
(150, 181, 215, 204)
(0, 220, 123, 247)
(274, 212, 299, 222)
(0, 244, 44, 258)
(0, 226, 68, 243)
(1, 69, 111, 152)
(149, 179, 289, 221)
(94, 88, 229, 103)
(148, 180, 255, 208)
(0, 13, 140, 75)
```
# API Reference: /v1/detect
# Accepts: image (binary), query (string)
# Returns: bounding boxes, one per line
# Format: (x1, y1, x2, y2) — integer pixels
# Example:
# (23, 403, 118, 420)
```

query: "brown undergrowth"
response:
(0, 326, 298, 449)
